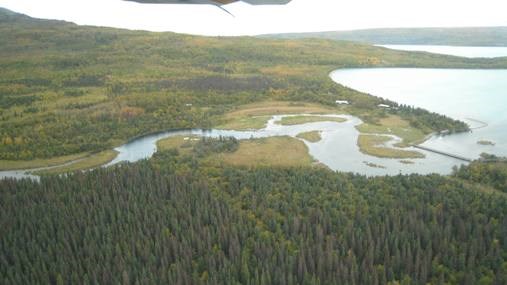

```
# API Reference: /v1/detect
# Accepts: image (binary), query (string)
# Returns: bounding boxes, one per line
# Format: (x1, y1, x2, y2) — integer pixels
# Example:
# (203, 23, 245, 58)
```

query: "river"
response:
(0, 114, 464, 179)
(105, 114, 464, 176)
(2, 46, 506, 180)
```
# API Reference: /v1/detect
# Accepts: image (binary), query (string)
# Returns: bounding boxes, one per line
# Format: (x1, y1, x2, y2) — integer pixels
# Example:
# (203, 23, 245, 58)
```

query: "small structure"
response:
(185, 103, 193, 107)
(335, 100, 349, 105)
(378, 104, 390, 108)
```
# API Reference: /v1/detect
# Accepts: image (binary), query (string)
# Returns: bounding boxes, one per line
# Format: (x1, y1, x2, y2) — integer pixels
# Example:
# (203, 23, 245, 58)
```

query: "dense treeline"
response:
(390, 103, 470, 133)
(1, 148, 507, 284)
(0, 8, 501, 159)
(454, 161, 507, 192)
(193, 136, 239, 157)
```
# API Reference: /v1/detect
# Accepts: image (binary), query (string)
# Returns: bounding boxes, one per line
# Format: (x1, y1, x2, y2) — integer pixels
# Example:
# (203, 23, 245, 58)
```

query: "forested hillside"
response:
(2, 6, 507, 285)
(260, 27, 507, 46)
(0, 8, 503, 160)
(1, 146, 507, 284)
(454, 159, 507, 192)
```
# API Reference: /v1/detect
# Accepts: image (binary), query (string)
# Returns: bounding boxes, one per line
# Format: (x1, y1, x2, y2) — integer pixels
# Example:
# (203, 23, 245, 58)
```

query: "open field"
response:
(0, 153, 89, 171)
(218, 101, 337, 130)
(357, 134, 425, 159)
(158, 134, 315, 167)
(278, 115, 346, 126)
(156, 135, 200, 153)
(35, 150, 118, 175)
(217, 115, 271, 130)
(296, 131, 322, 142)
(223, 101, 336, 117)
(356, 115, 428, 146)
(219, 136, 314, 167)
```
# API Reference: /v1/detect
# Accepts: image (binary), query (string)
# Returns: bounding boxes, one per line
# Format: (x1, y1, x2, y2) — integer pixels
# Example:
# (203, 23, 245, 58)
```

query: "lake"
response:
(378, 45, 507, 58)
(3, 46, 506, 180)
(330, 68, 507, 161)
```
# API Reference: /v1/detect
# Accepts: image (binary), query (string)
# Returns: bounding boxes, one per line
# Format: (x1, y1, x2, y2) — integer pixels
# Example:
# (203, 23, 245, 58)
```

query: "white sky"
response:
(0, 0, 506, 36)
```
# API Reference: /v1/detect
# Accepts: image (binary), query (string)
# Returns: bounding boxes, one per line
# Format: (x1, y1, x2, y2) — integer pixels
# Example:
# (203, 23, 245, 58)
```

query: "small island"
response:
(296, 131, 322, 143)
(363, 161, 386, 169)
(357, 134, 425, 159)
(477, 140, 495, 146)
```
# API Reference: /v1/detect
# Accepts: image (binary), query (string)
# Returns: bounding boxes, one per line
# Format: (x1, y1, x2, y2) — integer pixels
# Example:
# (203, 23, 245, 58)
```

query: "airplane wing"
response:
(241, 0, 291, 4)
(124, 0, 292, 5)
(123, 0, 292, 16)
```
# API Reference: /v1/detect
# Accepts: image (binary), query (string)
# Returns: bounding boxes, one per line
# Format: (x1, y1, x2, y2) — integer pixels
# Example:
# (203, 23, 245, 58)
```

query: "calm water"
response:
(107, 114, 461, 176)
(331, 68, 507, 160)
(4, 45, 507, 179)
(1, 114, 461, 179)
(378, 45, 507, 58)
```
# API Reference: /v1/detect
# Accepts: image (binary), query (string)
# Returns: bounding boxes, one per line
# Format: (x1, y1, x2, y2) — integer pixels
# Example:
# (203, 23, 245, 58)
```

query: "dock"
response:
(412, 145, 473, 162)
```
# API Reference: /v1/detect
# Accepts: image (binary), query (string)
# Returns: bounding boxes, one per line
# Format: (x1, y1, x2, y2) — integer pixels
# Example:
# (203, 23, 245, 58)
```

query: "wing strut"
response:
(186, 0, 236, 17)
(214, 4, 235, 17)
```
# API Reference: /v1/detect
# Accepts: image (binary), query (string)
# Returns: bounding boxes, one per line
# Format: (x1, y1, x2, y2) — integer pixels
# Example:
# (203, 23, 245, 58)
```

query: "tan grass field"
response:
(296, 131, 322, 143)
(218, 101, 337, 130)
(279, 115, 346, 126)
(356, 115, 427, 146)
(35, 150, 118, 175)
(0, 152, 90, 171)
(357, 134, 425, 159)
(219, 136, 314, 167)
(156, 135, 199, 153)
(157, 134, 316, 167)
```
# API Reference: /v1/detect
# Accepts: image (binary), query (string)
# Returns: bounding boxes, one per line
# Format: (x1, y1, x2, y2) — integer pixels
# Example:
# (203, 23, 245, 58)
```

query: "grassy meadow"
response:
(296, 131, 322, 142)
(278, 115, 346, 126)
(357, 134, 425, 159)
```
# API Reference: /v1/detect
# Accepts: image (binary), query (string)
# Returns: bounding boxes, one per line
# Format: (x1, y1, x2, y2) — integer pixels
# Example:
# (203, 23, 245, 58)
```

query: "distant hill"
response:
(0, 7, 70, 26)
(0, 7, 26, 21)
(259, 27, 507, 46)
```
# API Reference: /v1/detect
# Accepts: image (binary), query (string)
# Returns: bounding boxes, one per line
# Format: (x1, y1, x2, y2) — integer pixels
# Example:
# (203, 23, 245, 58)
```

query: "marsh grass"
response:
(296, 131, 322, 143)
(357, 134, 425, 159)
